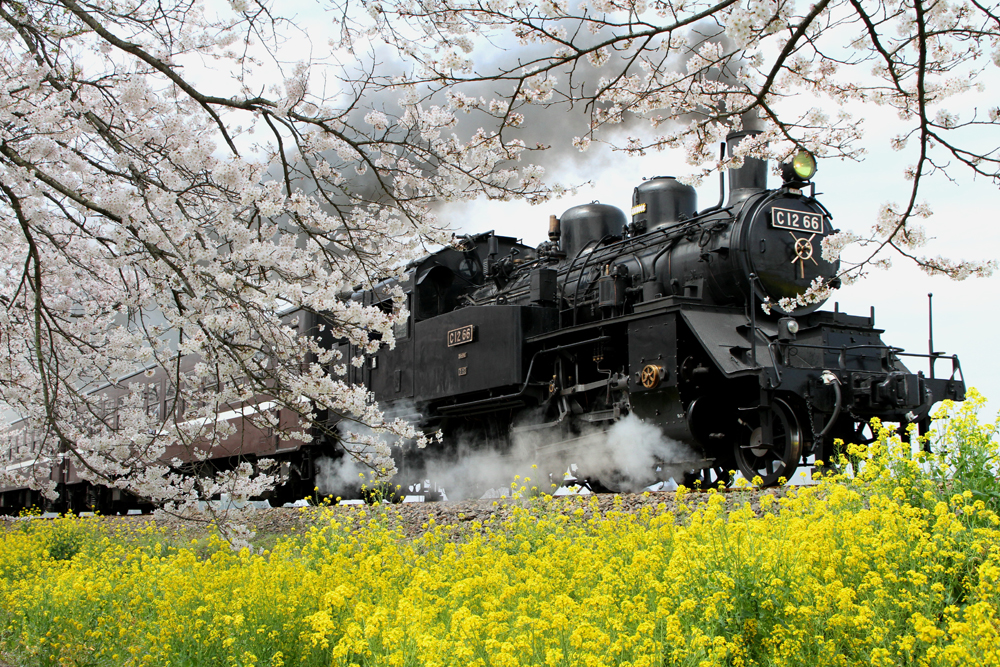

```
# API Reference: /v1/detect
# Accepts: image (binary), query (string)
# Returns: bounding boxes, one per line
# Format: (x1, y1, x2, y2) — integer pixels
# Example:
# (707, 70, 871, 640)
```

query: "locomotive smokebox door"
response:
(743, 198, 838, 315)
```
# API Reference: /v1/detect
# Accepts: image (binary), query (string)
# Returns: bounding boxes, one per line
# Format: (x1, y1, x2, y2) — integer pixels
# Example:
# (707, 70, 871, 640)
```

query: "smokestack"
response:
(726, 130, 768, 205)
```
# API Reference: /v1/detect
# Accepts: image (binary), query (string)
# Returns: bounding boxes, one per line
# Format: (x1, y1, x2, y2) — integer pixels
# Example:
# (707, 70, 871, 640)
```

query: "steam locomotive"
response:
(0, 132, 966, 513)
(344, 130, 966, 491)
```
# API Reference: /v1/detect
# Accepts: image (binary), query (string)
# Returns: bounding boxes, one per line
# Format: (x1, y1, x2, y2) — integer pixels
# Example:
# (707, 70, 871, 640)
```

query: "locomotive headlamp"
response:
(792, 151, 816, 179)
(781, 150, 817, 184)
(778, 317, 799, 341)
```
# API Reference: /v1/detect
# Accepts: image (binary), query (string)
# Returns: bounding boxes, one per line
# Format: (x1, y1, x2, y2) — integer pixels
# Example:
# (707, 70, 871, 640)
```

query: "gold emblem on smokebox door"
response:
(790, 232, 818, 279)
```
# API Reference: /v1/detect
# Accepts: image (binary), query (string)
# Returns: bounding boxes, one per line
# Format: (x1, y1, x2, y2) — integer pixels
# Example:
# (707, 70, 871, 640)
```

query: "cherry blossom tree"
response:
(0, 0, 555, 514)
(1, 0, 997, 514)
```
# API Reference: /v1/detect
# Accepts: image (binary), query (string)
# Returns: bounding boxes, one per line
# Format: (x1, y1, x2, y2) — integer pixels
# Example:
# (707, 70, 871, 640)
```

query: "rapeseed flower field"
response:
(1, 392, 998, 667)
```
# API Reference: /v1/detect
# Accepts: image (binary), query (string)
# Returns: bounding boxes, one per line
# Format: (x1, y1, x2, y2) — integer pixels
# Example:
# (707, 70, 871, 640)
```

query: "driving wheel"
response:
(734, 398, 803, 486)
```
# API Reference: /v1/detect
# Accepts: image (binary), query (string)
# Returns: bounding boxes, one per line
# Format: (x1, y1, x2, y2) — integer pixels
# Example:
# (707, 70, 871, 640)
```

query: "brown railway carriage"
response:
(0, 309, 335, 514)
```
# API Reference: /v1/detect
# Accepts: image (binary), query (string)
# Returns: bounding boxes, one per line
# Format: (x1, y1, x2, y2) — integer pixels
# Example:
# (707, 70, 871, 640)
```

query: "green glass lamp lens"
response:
(792, 151, 816, 180)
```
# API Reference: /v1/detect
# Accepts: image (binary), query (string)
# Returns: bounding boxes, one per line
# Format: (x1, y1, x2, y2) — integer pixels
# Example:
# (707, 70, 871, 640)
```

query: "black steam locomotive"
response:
(344, 131, 966, 490)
